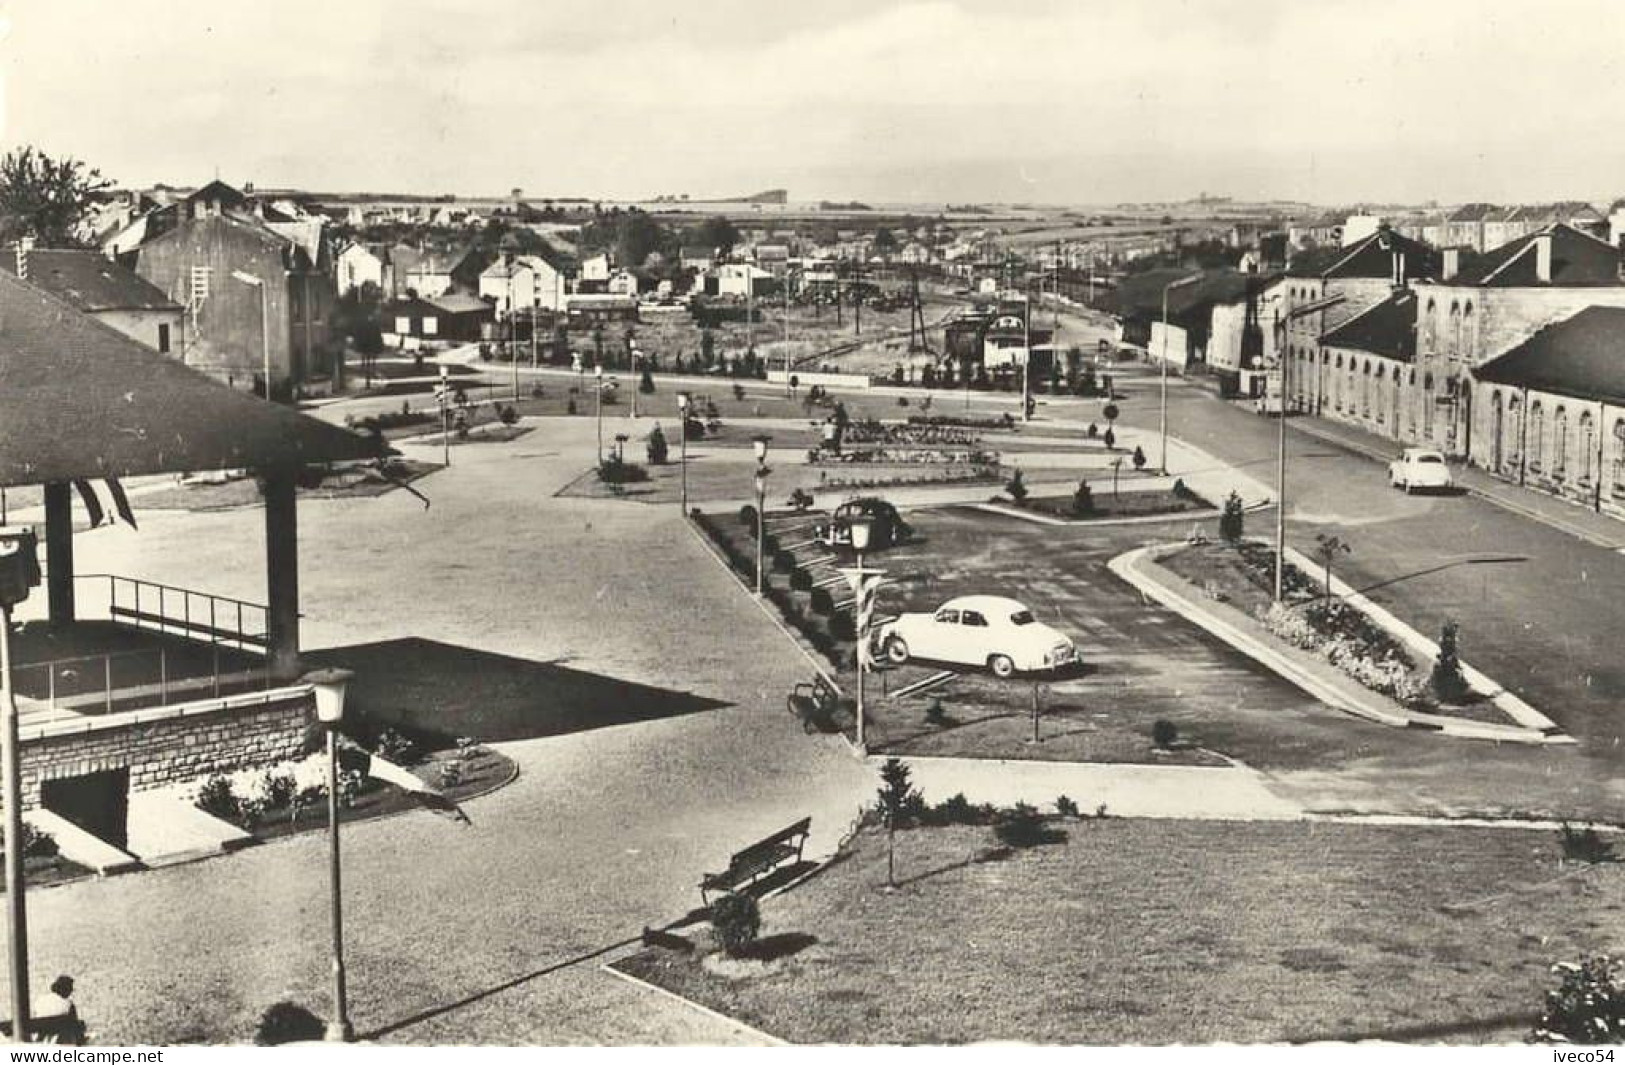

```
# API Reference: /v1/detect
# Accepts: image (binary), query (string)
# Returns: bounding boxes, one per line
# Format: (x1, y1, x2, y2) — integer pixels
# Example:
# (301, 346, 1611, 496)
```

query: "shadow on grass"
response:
(304, 637, 728, 745)
(1287, 1010, 1534, 1044)
(894, 845, 1014, 888)
(737, 932, 818, 962)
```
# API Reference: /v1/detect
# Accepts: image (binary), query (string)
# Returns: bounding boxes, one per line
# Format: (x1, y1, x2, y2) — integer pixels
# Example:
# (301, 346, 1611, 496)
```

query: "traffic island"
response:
(1113, 540, 1570, 744)
(613, 817, 1620, 1044)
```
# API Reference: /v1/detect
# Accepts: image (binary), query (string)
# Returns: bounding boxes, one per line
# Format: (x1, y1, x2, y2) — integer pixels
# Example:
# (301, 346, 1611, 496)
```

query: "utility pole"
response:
(1274, 308, 1288, 602)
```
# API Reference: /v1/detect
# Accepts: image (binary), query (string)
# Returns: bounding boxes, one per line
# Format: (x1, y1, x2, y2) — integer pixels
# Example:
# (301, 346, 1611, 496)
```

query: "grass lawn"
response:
(617, 819, 1624, 1044)
(1161, 541, 1509, 726)
(136, 461, 440, 511)
(1023, 486, 1213, 522)
(556, 456, 1010, 507)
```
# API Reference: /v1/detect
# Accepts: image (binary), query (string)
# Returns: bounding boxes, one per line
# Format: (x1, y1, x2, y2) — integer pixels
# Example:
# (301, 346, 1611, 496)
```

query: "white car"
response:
(877, 595, 1078, 678)
(1388, 447, 1453, 493)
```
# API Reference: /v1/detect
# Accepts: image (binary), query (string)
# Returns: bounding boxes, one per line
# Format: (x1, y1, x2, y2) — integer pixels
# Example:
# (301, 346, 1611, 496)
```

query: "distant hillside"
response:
(723, 189, 788, 205)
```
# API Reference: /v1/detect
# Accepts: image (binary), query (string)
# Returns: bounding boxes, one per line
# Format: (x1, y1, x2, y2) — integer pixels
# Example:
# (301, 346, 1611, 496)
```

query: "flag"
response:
(71, 479, 138, 530)
(106, 478, 138, 529)
(336, 744, 470, 824)
(72, 481, 106, 528)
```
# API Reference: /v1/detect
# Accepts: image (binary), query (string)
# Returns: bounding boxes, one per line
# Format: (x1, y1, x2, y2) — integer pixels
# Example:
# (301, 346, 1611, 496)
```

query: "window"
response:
(1530, 402, 1544, 469)
(423, 316, 439, 336)
(1010, 611, 1035, 626)
(1580, 412, 1596, 483)
(1613, 420, 1625, 494)
(157, 323, 171, 354)
(1506, 394, 1521, 467)
(395, 316, 411, 335)
(1424, 373, 1436, 436)
(934, 609, 960, 624)
(960, 611, 988, 627)
(1554, 407, 1569, 477)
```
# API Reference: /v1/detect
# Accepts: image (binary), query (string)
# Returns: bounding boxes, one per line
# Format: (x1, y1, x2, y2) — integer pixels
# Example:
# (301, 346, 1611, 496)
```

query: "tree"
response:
(0, 146, 112, 248)
(1430, 619, 1471, 704)
(876, 757, 919, 889)
(1312, 533, 1350, 597)
(873, 227, 899, 260)
(1219, 489, 1245, 541)
(709, 892, 761, 957)
(683, 216, 740, 256)
(1533, 956, 1625, 1044)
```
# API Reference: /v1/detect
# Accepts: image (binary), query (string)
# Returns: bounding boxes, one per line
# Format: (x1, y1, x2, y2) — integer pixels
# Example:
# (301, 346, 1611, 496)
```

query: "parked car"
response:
(813, 497, 912, 551)
(876, 594, 1077, 678)
(1388, 447, 1453, 493)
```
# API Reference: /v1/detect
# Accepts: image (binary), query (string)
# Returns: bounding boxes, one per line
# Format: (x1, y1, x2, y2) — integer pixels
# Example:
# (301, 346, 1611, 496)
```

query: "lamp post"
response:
(630, 347, 641, 420)
(0, 527, 40, 1043)
(1159, 273, 1202, 475)
(303, 667, 356, 1042)
(676, 392, 691, 514)
(594, 365, 605, 462)
(230, 270, 273, 403)
(752, 436, 772, 596)
(848, 516, 874, 753)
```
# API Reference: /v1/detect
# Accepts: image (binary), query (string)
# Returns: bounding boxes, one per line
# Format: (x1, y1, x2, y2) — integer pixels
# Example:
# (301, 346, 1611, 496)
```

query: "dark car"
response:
(814, 497, 912, 551)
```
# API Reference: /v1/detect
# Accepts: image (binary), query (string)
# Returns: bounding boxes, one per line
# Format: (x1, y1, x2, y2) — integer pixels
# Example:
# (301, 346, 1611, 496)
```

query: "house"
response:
(1, 246, 183, 355)
(712, 263, 772, 298)
(336, 242, 392, 296)
(679, 247, 715, 272)
(564, 293, 639, 325)
(405, 246, 489, 297)
(1105, 268, 1258, 369)
(1441, 204, 1501, 253)
(1470, 305, 1625, 519)
(1407, 223, 1625, 454)
(134, 209, 339, 397)
(382, 292, 494, 344)
(606, 269, 639, 297)
(479, 256, 537, 315)
(1280, 227, 1439, 420)
(754, 244, 791, 275)
(1312, 288, 1419, 439)
(580, 253, 611, 282)
(1206, 275, 1285, 396)
(521, 247, 574, 311)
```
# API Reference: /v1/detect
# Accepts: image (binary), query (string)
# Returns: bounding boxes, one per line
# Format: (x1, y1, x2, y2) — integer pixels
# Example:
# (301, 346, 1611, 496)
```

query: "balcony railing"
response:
(76, 574, 268, 652)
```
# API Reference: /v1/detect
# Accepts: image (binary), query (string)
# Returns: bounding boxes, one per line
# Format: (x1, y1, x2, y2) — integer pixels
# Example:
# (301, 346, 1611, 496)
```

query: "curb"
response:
(598, 963, 788, 1046)
(972, 501, 1225, 528)
(1109, 545, 1565, 744)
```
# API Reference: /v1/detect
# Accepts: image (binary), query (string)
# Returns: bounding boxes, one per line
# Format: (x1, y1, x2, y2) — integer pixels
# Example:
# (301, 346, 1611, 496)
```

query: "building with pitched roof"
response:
(1313, 288, 1419, 439)
(0, 247, 183, 354)
(1469, 305, 1625, 518)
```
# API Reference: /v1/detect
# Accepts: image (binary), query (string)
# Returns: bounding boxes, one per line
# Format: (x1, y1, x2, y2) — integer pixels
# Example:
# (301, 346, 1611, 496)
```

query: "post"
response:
(1274, 313, 1288, 603)
(42, 483, 74, 627)
(595, 370, 604, 462)
(855, 549, 866, 752)
(1159, 284, 1170, 475)
(1030, 680, 1041, 744)
(0, 605, 29, 1044)
(439, 366, 451, 468)
(260, 282, 272, 403)
(325, 725, 353, 1042)
(630, 348, 639, 420)
(262, 468, 302, 683)
(755, 479, 766, 597)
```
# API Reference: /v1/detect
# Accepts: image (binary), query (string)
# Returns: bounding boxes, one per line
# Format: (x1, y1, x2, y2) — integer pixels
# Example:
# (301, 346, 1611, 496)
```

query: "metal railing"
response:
(77, 574, 269, 652)
(11, 647, 271, 715)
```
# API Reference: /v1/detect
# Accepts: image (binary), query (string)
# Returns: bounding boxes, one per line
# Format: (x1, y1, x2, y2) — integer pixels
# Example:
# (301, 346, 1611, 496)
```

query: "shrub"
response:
(709, 892, 761, 957)
(1132, 445, 1147, 470)
(646, 428, 669, 466)
(438, 760, 465, 790)
(597, 457, 649, 484)
(196, 774, 242, 823)
(828, 613, 856, 641)
(1219, 490, 1245, 542)
(1055, 795, 1080, 819)
(1071, 481, 1094, 516)
(925, 697, 948, 725)
(732, 383, 746, 402)
(1006, 469, 1028, 505)
(373, 728, 421, 766)
(761, 532, 780, 555)
(1430, 619, 1472, 704)
(994, 802, 1056, 848)
(1559, 823, 1616, 865)
(639, 368, 655, 394)
(928, 793, 987, 826)
(1533, 956, 1625, 1044)
(1172, 477, 1189, 499)
(790, 568, 813, 592)
(498, 404, 518, 427)
(566, 398, 577, 415)
(254, 1002, 326, 1046)
(772, 548, 796, 573)
(259, 768, 299, 810)
(810, 588, 834, 615)
(19, 823, 57, 861)
(1152, 719, 1179, 749)
(738, 504, 758, 527)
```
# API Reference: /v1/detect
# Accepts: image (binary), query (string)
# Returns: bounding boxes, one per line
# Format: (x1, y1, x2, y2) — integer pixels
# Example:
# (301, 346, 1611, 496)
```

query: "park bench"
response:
(699, 817, 812, 903)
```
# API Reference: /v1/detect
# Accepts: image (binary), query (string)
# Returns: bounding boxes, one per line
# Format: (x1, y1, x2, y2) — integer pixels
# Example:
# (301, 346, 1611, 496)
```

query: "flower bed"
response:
(1022, 485, 1213, 522)
(807, 446, 1000, 466)
(840, 419, 982, 447)
(1162, 541, 1505, 724)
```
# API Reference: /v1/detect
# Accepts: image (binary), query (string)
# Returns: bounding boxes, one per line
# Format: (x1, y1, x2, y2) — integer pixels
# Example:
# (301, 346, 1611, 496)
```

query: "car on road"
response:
(813, 497, 912, 551)
(876, 594, 1077, 678)
(1388, 447, 1453, 493)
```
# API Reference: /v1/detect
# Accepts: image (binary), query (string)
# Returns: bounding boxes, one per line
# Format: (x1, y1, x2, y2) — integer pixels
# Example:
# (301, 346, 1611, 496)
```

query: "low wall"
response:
(20, 687, 313, 807)
(765, 369, 873, 390)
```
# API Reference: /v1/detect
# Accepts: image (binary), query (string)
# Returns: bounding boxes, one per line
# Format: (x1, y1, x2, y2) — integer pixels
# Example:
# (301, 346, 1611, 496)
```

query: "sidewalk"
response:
(1286, 413, 1625, 550)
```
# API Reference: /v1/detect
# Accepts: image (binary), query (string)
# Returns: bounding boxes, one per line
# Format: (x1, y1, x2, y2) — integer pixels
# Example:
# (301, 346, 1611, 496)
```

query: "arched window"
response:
(1554, 407, 1569, 478)
(1362, 361, 1372, 418)
(1424, 373, 1436, 436)
(1463, 301, 1475, 360)
(1505, 393, 1521, 468)
(1448, 302, 1462, 357)
(1530, 401, 1545, 470)
(1423, 299, 1437, 351)
(1580, 412, 1596, 483)
(1613, 419, 1625, 495)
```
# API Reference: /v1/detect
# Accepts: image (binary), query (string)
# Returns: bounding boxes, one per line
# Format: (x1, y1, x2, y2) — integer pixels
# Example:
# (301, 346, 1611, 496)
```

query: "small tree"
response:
(1430, 619, 1471, 704)
(1131, 445, 1147, 471)
(1072, 480, 1095, 516)
(1533, 956, 1625, 1044)
(877, 757, 919, 889)
(1312, 533, 1351, 598)
(639, 367, 655, 394)
(1005, 469, 1028, 506)
(1103, 426, 1116, 451)
(645, 424, 669, 465)
(709, 892, 762, 957)
(1219, 490, 1245, 542)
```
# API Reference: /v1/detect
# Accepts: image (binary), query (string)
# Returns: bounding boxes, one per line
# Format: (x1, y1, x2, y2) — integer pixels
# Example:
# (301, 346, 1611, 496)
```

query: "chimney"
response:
(1534, 232, 1553, 282)
(1442, 247, 1460, 281)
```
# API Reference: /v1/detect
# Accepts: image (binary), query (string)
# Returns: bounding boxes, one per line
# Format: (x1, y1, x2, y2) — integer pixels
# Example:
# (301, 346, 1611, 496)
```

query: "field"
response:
(617, 819, 1623, 1044)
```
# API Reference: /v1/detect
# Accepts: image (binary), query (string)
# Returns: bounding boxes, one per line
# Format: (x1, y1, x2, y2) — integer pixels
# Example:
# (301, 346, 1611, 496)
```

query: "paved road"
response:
(16, 418, 872, 1044)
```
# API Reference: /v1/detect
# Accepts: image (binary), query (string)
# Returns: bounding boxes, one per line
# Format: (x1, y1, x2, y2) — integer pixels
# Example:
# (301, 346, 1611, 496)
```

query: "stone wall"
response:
(1470, 382, 1625, 520)
(19, 687, 313, 807)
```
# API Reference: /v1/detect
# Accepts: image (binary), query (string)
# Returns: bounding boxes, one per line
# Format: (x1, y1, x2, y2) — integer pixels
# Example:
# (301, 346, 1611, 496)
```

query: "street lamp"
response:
(849, 516, 874, 753)
(752, 435, 772, 596)
(630, 347, 641, 420)
(303, 667, 356, 1042)
(676, 392, 691, 515)
(1159, 273, 1203, 475)
(595, 365, 605, 462)
(230, 270, 273, 403)
(0, 527, 40, 1043)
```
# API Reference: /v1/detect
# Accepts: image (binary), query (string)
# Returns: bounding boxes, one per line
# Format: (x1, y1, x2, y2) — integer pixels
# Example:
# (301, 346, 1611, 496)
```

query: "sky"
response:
(1, 0, 1622, 207)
